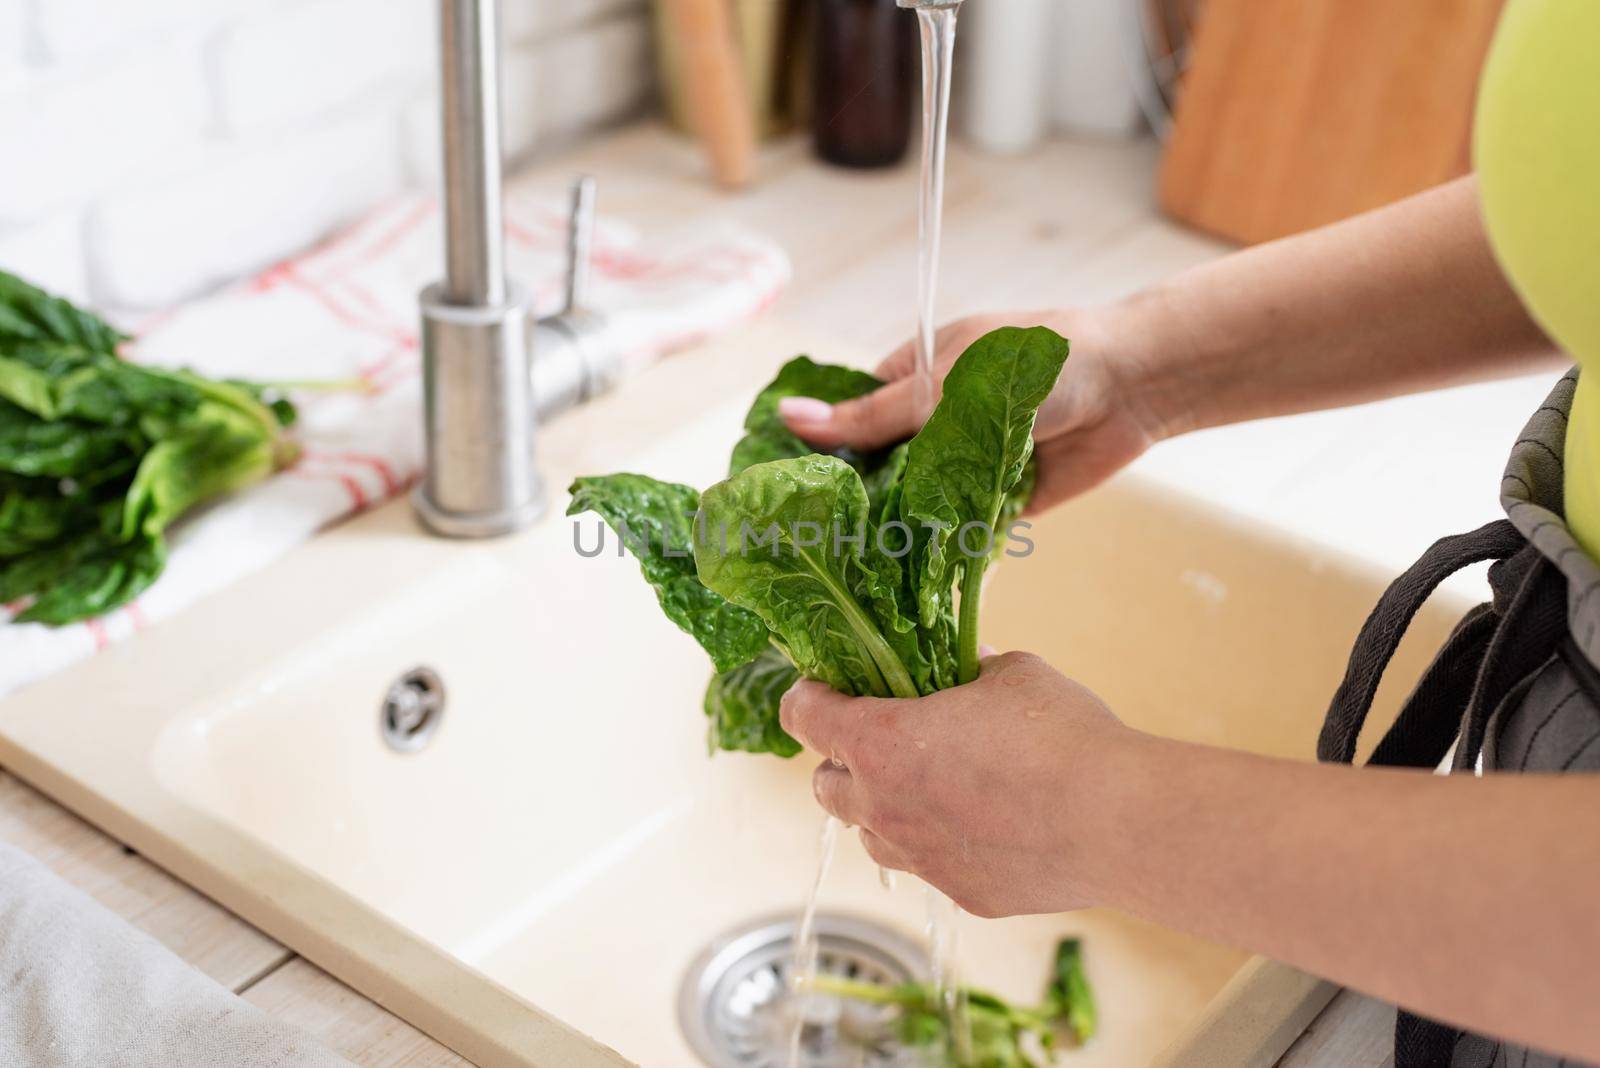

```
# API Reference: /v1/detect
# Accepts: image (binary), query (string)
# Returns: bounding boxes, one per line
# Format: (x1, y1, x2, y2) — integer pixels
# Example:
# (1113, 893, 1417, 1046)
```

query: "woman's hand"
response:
(776, 306, 1177, 514)
(778, 650, 1140, 917)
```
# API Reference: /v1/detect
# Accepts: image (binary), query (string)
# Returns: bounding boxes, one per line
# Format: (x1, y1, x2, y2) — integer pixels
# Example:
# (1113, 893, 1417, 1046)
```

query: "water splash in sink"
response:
(925, 883, 972, 1062)
(787, 814, 842, 1067)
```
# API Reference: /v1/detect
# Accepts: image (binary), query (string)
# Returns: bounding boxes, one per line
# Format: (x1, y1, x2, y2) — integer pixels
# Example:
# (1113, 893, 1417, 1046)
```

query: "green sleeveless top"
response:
(1475, 0, 1600, 558)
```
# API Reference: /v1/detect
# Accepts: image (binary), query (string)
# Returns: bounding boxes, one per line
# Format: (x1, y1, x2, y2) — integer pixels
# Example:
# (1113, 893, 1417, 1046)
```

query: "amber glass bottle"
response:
(813, 0, 915, 168)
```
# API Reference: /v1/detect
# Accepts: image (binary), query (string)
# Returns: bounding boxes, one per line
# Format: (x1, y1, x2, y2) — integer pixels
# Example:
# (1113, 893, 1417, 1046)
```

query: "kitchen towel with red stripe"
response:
(0, 189, 789, 697)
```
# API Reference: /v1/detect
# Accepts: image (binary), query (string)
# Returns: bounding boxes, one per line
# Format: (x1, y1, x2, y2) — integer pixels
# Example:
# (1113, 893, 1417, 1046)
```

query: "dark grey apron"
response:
(1319, 369, 1600, 1068)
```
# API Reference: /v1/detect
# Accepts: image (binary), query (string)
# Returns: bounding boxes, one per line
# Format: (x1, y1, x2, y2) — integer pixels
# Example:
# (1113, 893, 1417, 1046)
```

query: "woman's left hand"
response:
(778, 651, 1139, 917)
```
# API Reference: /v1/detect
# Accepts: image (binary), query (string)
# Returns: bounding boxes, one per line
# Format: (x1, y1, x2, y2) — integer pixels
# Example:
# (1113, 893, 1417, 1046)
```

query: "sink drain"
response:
(380, 666, 445, 752)
(678, 913, 927, 1068)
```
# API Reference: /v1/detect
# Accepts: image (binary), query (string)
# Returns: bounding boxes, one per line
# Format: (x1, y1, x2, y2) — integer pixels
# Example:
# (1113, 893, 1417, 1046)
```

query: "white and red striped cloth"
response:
(0, 190, 789, 697)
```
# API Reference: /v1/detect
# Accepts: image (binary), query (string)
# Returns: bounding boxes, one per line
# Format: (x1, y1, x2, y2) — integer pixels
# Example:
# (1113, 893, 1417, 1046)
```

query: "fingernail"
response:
(779, 396, 833, 424)
(978, 643, 998, 658)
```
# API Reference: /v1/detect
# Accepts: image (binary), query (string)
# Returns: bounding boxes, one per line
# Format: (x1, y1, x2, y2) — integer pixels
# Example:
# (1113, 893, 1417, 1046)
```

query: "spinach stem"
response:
(803, 547, 920, 699)
(802, 974, 922, 1007)
(957, 555, 987, 685)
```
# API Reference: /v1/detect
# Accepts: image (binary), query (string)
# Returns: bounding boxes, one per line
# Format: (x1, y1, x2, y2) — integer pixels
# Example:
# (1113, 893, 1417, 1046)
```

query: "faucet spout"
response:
(439, 0, 506, 307)
(413, 0, 544, 538)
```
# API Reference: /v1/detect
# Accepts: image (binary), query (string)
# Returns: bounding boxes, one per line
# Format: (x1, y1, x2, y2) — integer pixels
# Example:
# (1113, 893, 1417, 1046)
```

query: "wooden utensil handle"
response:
(662, 0, 757, 189)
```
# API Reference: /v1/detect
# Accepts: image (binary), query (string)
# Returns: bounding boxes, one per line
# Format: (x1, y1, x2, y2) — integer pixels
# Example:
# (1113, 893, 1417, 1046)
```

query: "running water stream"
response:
(902, 0, 972, 1059)
(905, 0, 961, 415)
(787, 6, 967, 1065)
(786, 815, 841, 1067)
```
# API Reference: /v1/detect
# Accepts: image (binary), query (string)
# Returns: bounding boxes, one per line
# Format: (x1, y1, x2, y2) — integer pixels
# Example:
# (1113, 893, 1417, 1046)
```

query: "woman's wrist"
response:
(1093, 283, 1221, 446)
(1054, 719, 1171, 910)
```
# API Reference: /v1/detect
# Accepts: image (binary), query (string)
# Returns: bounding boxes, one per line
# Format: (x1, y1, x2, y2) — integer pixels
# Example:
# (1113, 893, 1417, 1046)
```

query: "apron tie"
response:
(1318, 520, 1523, 766)
(1318, 518, 1573, 1066)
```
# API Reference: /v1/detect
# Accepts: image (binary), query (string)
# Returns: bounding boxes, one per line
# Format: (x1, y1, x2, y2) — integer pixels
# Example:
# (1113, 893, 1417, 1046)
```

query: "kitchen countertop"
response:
(0, 120, 1547, 1065)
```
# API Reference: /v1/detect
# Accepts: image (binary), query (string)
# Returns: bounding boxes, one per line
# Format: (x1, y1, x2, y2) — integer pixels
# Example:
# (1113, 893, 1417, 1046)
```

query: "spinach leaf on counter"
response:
(0, 398, 139, 479)
(0, 268, 307, 626)
(0, 530, 165, 626)
(0, 270, 125, 353)
(0, 473, 98, 557)
(569, 326, 1068, 757)
(0, 343, 201, 428)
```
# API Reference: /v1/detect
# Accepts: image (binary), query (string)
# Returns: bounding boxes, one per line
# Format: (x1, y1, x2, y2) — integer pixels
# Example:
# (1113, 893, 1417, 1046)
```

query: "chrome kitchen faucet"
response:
(414, 0, 616, 538)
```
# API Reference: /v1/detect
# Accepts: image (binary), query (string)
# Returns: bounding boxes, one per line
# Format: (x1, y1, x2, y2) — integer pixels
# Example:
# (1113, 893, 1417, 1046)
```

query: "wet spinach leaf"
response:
(696, 454, 918, 698)
(729, 356, 885, 475)
(703, 646, 802, 757)
(567, 473, 771, 673)
(570, 326, 1068, 756)
(900, 326, 1069, 682)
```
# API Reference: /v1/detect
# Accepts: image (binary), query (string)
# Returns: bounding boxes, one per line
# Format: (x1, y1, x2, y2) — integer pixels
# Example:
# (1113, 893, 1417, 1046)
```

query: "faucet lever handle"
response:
(563, 175, 596, 315)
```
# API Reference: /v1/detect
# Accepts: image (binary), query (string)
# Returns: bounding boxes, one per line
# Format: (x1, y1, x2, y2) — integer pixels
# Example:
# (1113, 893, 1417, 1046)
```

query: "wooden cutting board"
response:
(1157, 0, 1505, 245)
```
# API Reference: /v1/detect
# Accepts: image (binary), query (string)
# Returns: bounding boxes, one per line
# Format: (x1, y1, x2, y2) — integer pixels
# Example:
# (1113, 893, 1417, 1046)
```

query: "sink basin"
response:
(0, 322, 1468, 1066)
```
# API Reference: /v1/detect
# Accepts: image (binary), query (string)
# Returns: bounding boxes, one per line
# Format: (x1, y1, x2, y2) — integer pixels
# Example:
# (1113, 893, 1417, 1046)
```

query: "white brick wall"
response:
(0, 0, 27, 77)
(209, 0, 432, 134)
(0, 212, 90, 302)
(0, 0, 654, 313)
(87, 112, 406, 308)
(33, 0, 261, 63)
(0, 44, 209, 224)
(402, 6, 652, 189)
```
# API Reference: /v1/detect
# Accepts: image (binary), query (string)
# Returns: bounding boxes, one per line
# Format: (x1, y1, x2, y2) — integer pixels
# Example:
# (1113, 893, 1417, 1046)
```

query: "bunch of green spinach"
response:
(807, 935, 1097, 1067)
(569, 326, 1068, 756)
(0, 269, 303, 625)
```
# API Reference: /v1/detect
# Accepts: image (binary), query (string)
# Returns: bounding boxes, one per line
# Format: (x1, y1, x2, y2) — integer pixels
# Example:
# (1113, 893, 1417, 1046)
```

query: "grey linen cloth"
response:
(0, 839, 350, 1068)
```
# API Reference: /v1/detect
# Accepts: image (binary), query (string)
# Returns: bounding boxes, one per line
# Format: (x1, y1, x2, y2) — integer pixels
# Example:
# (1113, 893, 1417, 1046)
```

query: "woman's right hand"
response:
(777, 304, 1178, 514)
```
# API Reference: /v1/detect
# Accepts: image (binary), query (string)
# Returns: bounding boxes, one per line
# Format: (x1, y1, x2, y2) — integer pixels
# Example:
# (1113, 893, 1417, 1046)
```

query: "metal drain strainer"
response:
(678, 913, 928, 1068)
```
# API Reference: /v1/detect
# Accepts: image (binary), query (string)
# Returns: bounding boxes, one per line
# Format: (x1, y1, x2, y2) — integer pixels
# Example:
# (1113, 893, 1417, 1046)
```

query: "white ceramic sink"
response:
(0, 323, 1469, 1066)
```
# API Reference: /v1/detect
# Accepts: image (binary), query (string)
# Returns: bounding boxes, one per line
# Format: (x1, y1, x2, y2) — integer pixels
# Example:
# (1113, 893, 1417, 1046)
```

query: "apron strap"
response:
(1451, 548, 1567, 772)
(1319, 523, 1568, 1067)
(1366, 602, 1497, 768)
(1318, 520, 1524, 765)
(1395, 1012, 1464, 1067)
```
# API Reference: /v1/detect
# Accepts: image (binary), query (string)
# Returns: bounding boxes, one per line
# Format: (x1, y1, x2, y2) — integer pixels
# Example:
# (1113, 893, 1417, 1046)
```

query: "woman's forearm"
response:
(1119, 176, 1562, 439)
(1087, 733, 1600, 1061)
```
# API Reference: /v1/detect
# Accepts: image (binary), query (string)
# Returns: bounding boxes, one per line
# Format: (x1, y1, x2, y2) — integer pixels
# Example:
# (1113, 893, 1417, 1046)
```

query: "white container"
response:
(955, 0, 1053, 154)
(1052, 0, 1143, 137)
